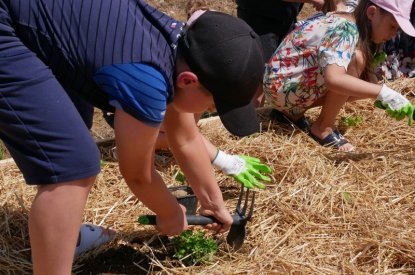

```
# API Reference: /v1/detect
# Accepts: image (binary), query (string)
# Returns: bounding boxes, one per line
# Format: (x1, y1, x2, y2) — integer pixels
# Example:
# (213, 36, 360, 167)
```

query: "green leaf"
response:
(172, 229, 218, 265)
(343, 192, 352, 203)
(341, 116, 363, 127)
(174, 171, 186, 183)
(137, 216, 150, 224)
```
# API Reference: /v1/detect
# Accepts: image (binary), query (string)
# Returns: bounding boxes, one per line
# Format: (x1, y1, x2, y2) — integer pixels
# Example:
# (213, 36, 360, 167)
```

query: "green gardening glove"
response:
(212, 150, 272, 189)
(375, 85, 414, 126)
(233, 156, 272, 189)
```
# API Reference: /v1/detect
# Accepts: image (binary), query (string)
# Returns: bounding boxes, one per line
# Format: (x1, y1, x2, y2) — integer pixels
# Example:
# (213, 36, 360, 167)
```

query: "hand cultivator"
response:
(138, 185, 255, 250)
(226, 186, 255, 250)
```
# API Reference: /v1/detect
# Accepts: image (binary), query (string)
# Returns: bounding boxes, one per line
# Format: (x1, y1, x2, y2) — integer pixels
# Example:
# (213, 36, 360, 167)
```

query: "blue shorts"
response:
(0, 11, 100, 185)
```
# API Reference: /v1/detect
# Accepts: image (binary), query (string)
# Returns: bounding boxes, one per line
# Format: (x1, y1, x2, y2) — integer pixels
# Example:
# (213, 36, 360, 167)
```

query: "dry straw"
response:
(2, 1, 415, 273)
(1, 77, 415, 274)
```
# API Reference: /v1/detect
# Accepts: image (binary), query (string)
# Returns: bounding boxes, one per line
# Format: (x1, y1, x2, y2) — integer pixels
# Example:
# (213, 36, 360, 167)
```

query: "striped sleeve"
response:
(93, 63, 169, 126)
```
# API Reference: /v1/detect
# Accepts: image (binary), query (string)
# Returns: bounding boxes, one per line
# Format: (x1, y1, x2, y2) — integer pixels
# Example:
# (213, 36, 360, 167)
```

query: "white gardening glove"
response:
(374, 85, 414, 126)
(212, 150, 271, 189)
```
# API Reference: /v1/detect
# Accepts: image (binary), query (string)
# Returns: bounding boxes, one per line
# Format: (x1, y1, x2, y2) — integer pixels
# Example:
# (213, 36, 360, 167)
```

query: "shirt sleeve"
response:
(93, 63, 169, 127)
(317, 19, 358, 72)
(345, 0, 358, 12)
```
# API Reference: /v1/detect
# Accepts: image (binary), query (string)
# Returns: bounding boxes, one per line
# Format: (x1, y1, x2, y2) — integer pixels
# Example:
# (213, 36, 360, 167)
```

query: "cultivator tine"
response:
(235, 187, 255, 220)
(247, 190, 255, 221)
(226, 186, 256, 250)
(235, 186, 245, 215)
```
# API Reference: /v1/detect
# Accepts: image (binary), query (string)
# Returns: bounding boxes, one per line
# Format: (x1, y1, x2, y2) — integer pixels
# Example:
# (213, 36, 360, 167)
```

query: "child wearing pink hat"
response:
(377, 2, 415, 80)
(264, 0, 415, 151)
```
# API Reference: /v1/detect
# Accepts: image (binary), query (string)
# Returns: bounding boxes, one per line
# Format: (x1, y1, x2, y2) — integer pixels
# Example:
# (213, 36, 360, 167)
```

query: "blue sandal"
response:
(309, 130, 350, 150)
(270, 109, 311, 133)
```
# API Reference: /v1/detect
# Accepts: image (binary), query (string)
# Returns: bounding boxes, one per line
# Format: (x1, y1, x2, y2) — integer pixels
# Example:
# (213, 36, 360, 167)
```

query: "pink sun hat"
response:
(371, 0, 415, 37)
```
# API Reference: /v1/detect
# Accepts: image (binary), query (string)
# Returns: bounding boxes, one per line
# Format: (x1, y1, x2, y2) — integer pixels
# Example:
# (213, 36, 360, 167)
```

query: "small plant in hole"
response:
(341, 116, 363, 127)
(172, 229, 218, 265)
(173, 168, 186, 183)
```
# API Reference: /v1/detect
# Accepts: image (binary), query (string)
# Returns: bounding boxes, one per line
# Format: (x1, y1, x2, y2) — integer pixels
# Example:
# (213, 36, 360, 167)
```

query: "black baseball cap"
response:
(178, 10, 264, 137)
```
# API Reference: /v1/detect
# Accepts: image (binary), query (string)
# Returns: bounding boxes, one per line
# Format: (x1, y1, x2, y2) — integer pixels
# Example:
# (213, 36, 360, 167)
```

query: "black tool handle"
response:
(138, 214, 243, 226)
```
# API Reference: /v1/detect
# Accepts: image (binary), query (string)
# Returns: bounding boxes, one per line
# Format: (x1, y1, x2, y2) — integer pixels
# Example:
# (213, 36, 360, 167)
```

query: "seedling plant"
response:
(172, 229, 218, 265)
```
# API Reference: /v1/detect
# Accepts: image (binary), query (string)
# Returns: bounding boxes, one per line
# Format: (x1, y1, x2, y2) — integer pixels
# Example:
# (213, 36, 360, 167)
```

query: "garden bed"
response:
(2, 1, 415, 273)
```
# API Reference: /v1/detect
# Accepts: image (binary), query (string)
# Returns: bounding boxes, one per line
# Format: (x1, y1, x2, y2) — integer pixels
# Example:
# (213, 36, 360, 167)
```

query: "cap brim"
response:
(395, 15, 415, 37)
(216, 102, 260, 137)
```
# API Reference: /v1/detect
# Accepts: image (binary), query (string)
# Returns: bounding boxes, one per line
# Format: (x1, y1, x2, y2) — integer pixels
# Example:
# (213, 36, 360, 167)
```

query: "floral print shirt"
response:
(263, 13, 358, 115)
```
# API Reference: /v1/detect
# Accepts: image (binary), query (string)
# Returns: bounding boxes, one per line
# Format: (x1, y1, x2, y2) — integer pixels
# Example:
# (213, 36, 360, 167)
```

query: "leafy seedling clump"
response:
(341, 115, 363, 127)
(172, 229, 218, 265)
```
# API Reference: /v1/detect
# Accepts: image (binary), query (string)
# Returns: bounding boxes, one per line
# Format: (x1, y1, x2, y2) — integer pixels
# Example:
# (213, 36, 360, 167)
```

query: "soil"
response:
(75, 181, 199, 274)
(171, 189, 189, 197)
(76, 236, 173, 275)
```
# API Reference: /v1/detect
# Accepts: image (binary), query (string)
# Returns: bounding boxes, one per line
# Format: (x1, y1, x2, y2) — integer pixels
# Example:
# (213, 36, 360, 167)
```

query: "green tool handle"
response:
(138, 214, 243, 226)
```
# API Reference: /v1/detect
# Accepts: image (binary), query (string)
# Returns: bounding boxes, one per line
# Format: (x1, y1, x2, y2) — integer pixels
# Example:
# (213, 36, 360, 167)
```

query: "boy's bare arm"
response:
(114, 108, 187, 235)
(164, 105, 233, 233)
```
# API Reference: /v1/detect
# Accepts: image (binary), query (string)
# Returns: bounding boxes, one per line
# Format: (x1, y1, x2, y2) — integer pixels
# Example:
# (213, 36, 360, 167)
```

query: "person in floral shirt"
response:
(263, 0, 415, 152)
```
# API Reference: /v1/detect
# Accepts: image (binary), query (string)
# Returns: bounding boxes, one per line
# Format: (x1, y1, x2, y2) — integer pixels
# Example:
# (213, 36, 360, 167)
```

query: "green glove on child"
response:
(374, 85, 414, 126)
(212, 150, 272, 189)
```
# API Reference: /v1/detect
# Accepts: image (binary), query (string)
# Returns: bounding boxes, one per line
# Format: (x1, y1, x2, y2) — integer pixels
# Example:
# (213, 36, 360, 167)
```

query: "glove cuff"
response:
(376, 84, 394, 102)
(376, 84, 410, 111)
(212, 150, 230, 169)
(211, 149, 220, 164)
(212, 150, 245, 175)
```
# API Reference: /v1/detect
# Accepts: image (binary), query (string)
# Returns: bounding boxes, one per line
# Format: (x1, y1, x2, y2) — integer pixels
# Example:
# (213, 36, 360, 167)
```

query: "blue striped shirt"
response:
(3, 0, 184, 124)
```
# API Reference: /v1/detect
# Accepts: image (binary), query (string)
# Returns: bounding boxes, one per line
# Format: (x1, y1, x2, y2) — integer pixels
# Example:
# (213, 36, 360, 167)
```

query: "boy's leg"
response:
(0, 16, 101, 274)
(30, 178, 94, 275)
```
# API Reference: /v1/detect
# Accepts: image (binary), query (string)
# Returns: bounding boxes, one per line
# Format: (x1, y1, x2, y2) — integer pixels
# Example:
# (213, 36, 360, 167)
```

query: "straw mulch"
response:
(1, 77, 415, 274)
(2, 2, 415, 274)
